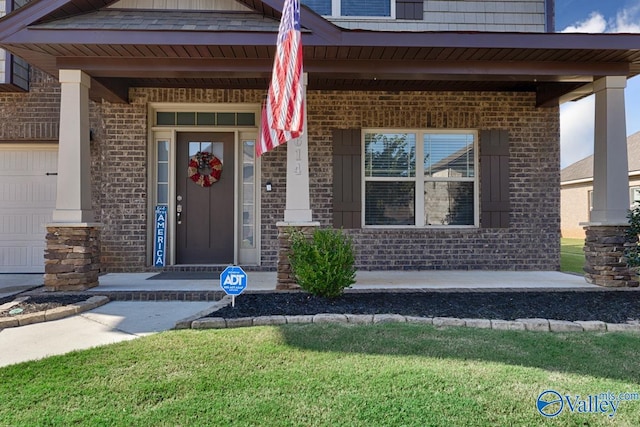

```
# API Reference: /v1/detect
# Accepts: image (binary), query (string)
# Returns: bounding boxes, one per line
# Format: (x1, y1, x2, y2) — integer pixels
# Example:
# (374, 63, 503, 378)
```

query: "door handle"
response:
(177, 204, 182, 224)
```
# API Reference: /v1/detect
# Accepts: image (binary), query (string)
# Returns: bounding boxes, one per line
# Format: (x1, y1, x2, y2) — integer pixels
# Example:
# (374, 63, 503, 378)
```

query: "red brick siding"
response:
(0, 73, 560, 271)
(304, 91, 560, 270)
(0, 69, 60, 141)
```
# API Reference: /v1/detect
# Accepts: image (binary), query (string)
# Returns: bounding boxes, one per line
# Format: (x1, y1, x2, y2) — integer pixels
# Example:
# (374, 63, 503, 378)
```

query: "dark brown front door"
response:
(176, 132, 234, 264)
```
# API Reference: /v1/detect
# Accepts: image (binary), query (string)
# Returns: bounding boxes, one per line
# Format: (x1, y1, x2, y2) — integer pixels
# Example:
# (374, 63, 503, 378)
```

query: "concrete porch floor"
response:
(83, 270, 597, 293)
(0, 270, 607, 299)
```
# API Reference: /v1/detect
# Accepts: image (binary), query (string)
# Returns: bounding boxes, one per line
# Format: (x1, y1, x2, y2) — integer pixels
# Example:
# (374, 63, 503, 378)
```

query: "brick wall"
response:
(96, 88, 266, 271)
(91, 96, 148, 271)
(0, 69, 59, 141)
(303, 90, 560, 270)
(0, 73, 560, 271)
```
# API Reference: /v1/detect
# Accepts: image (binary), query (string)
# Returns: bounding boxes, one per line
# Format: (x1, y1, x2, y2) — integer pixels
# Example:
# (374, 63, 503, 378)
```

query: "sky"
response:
(556, 0, 640, 168)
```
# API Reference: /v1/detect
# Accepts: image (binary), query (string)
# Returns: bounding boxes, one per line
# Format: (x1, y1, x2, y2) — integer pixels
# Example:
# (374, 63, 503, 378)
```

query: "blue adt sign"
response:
(220, 266, 247, 296)
(153, 206, 167, 267)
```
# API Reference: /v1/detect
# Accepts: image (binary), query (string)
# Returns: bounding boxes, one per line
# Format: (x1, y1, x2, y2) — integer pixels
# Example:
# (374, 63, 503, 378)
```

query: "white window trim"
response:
(362, 128, 479, 228)
(146, 103, 262, 267)
(321, 0, 396, 19)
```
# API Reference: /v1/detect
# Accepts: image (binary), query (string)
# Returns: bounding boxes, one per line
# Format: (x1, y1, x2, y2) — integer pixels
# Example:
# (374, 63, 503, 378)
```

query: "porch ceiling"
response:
(1, 2, 640, 105)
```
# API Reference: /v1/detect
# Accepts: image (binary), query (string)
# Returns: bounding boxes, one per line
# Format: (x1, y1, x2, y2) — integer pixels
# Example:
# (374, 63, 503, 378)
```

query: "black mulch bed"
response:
(209, 291, 640, 324)
(0, 295, 87, 317)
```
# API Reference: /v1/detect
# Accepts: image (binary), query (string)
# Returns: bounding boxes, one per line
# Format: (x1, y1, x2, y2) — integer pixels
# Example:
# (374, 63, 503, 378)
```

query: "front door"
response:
(176, 132, 234, 264)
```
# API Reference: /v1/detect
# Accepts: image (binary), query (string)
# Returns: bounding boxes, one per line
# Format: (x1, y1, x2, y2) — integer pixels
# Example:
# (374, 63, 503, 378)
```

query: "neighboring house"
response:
(0, 0, 638, 289)
(561, 132, 640, 239)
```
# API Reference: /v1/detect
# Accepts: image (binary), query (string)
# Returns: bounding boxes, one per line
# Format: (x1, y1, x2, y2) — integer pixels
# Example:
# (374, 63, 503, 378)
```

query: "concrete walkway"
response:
(0, 270, 607, 367)
(0, 300, 216, 367)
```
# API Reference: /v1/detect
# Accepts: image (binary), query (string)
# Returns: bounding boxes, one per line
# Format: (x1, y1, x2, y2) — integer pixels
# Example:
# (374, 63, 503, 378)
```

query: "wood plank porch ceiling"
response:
(1, 1, 640, 104)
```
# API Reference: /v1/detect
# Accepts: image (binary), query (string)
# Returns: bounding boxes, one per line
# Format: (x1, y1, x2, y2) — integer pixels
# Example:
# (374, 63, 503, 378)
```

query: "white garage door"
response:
(0, 145, 58, 273)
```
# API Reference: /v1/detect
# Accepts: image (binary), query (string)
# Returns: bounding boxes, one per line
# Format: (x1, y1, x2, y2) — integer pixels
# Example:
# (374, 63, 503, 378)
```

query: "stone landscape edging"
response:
(181, 292, 640, 333)
(2, 293, 638, 333)
(187, 313, 640, 333)
(0, 296, 110, 329)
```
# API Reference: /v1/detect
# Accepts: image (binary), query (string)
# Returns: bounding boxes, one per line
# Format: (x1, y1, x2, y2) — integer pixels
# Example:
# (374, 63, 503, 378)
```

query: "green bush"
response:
(288, 228, 356, 298)
(625, 206, 640, 269)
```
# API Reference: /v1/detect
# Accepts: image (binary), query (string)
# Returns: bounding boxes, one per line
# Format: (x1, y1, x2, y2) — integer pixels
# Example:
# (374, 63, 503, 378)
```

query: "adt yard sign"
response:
(220, 266, 247, 307)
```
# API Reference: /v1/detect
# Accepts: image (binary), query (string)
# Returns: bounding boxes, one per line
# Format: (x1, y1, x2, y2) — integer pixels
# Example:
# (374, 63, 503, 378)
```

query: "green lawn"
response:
(561, 238, 585, 275)
(2, 324, 640, 426)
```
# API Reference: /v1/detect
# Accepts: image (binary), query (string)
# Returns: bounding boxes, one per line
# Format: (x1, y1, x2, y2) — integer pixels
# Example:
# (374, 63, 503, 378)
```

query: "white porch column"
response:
(52, 69, 94, 223)
(45, 70, 101, 291)
(277, 74, 320, 290)
(590, 76, 629, 224)
(283, 74, 313, 223)
(582, 76, 637, 288)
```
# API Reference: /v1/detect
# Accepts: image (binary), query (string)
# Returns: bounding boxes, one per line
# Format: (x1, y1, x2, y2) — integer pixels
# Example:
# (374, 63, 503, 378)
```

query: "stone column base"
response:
(44, 224, 102, 291)
(276, 222, 320, 290)
(583, 225, 638, 287)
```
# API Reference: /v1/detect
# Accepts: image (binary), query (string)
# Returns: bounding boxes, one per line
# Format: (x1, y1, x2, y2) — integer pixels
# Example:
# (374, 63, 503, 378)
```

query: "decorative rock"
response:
(463, 318, 492, 329)
(549, 320, 583, 332)
(313, 313, 348, 324)
(45, 225, 102, 291)
(606, 323, 640, 332)
(491, 320, 526, 331)
(174, 299, 232, 330)
(373, 314, 406, 324)
(16, 312, 46, 326)
(285, 315, 315, 324)
(0, 295, 110, 329)
(575, 321, 607, 332)
(180, 312, 640, 335)
(44, 306, 74, 322)
(346, 314, 374, 324)
(405, 316, 433, 325)
(0, 317, 19, 328)
(174, 320, 193, 330)
(253, 316, 287, 326)
(433, 317, 466, 327)
(516, 318, 550, 332)
(72, 296, 109, 313)
(192, 318, 226, 329)
(583, 225, 638, 287)
(226, 317, 254, 328)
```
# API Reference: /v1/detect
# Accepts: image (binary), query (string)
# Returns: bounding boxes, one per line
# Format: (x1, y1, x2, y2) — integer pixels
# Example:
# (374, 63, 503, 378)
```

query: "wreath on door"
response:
(188, 151, 222, 187)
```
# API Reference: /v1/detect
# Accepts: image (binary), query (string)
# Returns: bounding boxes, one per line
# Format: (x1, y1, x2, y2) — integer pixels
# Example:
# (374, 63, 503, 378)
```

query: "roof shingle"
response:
(561, 131, 640, 183)
(35, 9, 282, 32)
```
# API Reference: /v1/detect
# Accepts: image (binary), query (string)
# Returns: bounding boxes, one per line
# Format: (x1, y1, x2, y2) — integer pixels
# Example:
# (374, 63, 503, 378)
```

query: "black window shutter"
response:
(396, 0, 423, 20)
(480, 130, 510, 228)
(332, 129, 362, 229)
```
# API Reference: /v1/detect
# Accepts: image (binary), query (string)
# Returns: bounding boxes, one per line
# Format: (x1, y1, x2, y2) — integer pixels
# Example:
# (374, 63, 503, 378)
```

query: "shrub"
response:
(288, 228, 356, 298)
(625, 206, 640, 270)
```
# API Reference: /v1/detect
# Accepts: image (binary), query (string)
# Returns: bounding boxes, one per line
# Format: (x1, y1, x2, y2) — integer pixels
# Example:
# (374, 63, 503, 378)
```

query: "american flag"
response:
(256, 0, 304, 157)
